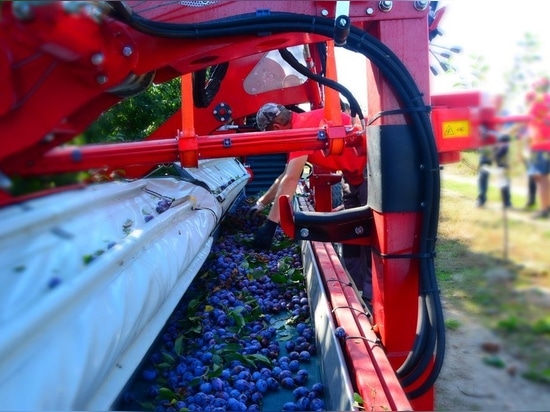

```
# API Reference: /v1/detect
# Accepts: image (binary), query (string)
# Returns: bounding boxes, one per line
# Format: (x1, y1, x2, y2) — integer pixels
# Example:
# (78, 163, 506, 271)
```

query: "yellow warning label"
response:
(442, 120, 470, 139)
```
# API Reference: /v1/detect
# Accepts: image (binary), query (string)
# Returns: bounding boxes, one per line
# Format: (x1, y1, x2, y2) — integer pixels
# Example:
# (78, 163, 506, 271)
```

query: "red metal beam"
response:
(7, 127, 363, 176)
(311, 240, 412, 411)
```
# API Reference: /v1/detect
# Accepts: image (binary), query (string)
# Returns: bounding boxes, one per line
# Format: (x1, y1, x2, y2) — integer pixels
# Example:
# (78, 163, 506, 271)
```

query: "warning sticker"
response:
(442, 120, 470, 139)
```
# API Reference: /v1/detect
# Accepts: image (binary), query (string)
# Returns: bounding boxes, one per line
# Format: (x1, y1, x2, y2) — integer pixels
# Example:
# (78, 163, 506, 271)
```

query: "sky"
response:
(431, 0, 550, 94)
(335, 0, 550, 111)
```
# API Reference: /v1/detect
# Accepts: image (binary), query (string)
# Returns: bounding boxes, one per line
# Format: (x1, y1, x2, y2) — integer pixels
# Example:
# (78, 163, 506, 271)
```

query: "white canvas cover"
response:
(0, 158, 249, 410)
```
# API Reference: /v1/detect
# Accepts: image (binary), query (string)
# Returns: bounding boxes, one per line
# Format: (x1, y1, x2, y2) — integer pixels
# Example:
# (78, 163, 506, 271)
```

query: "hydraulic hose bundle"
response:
(105, 1, 444, 399)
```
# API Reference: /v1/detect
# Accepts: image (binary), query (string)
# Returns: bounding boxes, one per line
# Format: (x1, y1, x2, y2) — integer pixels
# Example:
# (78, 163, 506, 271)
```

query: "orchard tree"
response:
(84, 76, 181, 144)
(502, 32, 546, 113)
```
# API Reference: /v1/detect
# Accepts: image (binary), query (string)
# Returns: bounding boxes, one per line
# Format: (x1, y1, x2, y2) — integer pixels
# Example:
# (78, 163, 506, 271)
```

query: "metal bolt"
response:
(320, 9, 329, 17)
(12, 2, 34, 21)
(62, 1, 83, 14)
(97, 75, 108, 85)
(42, 133, 54, 143)
(0, 171, 13, 190)
(365, 7, 374, 15)
(413, 1, 429, 11)
(354, 226, 364, 235)
(91, 53, 104, 66)
(378, 1, 393, 12)
(300, 228, 310, 238)
(122, 46, 133, 57)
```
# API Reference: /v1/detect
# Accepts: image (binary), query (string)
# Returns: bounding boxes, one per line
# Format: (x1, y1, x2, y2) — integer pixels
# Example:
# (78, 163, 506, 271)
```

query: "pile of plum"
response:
(117, 194, 327, 411)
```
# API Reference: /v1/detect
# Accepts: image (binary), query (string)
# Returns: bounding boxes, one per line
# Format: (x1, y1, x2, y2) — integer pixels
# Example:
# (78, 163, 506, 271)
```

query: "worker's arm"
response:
(267, 155, 308, 224)
(253, 154, 308, 250)
(257, 171, 285, 207)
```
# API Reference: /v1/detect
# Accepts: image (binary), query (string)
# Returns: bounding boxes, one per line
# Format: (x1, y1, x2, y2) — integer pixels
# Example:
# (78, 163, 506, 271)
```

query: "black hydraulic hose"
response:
(396, 297, 429, 378)
(345, 29, 445, 398)
(107, 4, 445, 398)
(277, 48, 364, 120)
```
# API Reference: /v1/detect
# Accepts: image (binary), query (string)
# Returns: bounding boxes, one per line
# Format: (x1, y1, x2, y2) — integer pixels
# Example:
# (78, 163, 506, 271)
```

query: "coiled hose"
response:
(105, 2, 445, 399)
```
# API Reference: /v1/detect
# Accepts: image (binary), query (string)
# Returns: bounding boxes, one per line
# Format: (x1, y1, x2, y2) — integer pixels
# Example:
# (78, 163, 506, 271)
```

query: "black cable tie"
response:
(144, 188, 174, 201)
(367, 105, 431, 125)
(371, 248, 435, 260)
(327, 278, 353, 287)
(344, 335, 381, 345)
(410, 93, 426, 104)
(331, 306, 371, 318)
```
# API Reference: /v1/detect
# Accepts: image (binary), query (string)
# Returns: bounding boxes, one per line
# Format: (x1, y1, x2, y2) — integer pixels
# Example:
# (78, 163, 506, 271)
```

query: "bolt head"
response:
(91, 53, 104, 66)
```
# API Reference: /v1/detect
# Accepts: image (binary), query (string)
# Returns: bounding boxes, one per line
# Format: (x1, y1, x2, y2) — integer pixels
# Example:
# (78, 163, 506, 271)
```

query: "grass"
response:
(436, 148, 550, 385)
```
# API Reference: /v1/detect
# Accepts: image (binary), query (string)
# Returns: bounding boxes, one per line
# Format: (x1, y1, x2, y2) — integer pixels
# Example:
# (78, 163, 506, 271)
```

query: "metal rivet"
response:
(91, 53, 104, 66)
(12, 2, 34, 21)
(379, 1, 393, 12)
(365, 7, 374, 15)
(354, 226, 364, 235)
(43, 133, 54, 143)
(320, 9, 329, 17)
(122, 46, 133, 57)
(97, 75, 108, 85)
(413, 1, 429, 11)
(300, 228, 310, 238)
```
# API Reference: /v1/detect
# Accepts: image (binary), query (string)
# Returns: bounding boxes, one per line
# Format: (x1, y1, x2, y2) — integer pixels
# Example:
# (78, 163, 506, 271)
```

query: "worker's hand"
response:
(253, 219, 278, 250)
(247, 200, 266, 219)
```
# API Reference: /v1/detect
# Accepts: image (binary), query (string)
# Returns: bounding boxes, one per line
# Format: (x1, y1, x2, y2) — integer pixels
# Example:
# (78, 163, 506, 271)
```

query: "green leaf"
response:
(207, 363, 223, 378)
(220, 343, 243, 352)
(246, 353, 272, 366)
(188, 377, 202, 387)
(271, 273, 288, 284)
(158, 387, 176, 400)
(161, 352, 176, 364)
(482, 355, 506, 368)
(174, 335, 183, 356)
(290, 272, 305, 282)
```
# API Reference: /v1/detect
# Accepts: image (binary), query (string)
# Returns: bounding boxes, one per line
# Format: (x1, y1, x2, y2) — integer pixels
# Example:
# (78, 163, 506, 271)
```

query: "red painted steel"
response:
(312, 240, 412, 411)
(0, 1, 505, 409)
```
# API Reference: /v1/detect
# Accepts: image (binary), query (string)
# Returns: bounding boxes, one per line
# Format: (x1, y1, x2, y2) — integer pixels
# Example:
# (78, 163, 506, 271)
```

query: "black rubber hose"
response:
(107, 5, 445, 398)
(277, 48, 364, 120)
(396, 297, 429, 378)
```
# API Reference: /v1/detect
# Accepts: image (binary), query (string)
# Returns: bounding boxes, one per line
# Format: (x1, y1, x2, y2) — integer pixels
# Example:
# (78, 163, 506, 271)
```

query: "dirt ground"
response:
(435, 297, 550, 411)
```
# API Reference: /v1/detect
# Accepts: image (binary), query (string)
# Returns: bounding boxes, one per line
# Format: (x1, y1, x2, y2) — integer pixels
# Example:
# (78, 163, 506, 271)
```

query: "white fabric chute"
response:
(0, 158, 249, 410)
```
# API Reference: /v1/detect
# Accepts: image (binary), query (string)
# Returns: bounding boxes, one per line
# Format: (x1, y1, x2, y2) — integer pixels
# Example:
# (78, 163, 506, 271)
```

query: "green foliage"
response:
(445, 319, 461, 330)
(503, 32, 546, 112)
(84, 77, 181, 143)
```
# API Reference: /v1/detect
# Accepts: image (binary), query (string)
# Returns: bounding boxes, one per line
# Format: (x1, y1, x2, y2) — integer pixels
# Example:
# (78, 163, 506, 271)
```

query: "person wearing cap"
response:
(250, 103, 371, 299)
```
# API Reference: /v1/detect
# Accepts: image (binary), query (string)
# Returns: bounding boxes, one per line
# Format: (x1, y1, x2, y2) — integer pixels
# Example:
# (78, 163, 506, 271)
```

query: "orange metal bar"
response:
(178, 74, 199, 167)
(324, 41, 343, 127)
(9, 128, 335, 176)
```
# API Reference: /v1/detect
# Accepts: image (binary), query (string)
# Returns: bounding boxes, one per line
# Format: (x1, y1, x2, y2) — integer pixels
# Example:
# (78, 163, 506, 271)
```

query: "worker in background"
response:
(248, 103, 372, 299)
(475, 133, 512, 209)
(526, 77, 550, 219)
(517, 122, 538, 209)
